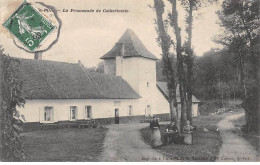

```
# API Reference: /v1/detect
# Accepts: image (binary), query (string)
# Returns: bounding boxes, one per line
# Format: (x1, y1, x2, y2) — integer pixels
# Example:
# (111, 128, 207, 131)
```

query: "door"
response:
(146, 105, 151, 117)
(115, 109, 119, 124)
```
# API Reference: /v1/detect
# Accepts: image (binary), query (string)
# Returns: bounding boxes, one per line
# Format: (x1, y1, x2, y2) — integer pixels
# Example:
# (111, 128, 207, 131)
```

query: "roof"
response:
(101, 29, 158, 60)
(156, 81, 200, 103)
(16, 58, 140, 99)
(88, 72, 141, 99)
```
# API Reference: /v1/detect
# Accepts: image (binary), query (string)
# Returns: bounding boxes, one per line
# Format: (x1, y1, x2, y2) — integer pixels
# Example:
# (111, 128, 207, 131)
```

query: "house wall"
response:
(154, 87, 171, 120)
(192, 103, 199, 116)
(122, 57, 157, 116)
(116, 56, 124, 77)
(104, 57, 156, 96)
(121, 57, 140, 93)
(103, 57, 159, 117)
(19, 53, 199, 125)
(155, 88, 170, 115)
(176, 102, 199, 120)
(17, 99, 140, 123)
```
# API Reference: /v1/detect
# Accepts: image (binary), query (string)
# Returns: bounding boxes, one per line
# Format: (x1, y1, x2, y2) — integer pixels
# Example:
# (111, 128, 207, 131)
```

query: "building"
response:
(16, 29, 200, 129)
(157, 82, 201, 117)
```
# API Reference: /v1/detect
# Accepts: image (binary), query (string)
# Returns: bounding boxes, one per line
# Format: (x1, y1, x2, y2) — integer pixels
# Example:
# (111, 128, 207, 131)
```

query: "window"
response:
(147, 82, 150, 87)
(70, 106, 77, 120)
(85, 106, 92, 119)
(128, 105, 133, 116)
(44, 107, 53, 122)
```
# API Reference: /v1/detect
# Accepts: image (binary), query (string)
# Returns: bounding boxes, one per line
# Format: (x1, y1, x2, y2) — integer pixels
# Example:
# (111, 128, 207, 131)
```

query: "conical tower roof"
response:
(100, 29, 158, 60)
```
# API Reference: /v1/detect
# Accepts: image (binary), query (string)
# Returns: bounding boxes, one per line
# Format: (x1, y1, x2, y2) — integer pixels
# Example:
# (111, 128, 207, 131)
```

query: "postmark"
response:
(3, 1, 56, 51)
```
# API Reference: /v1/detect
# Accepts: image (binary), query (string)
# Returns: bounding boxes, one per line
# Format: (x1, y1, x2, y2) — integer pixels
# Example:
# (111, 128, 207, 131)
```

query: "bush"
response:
(199, 100, 228, 116)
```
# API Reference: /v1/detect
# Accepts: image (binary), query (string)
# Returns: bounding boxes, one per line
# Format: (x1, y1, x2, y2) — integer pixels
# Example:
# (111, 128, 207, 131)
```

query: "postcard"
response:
(0, 0, 259, 162)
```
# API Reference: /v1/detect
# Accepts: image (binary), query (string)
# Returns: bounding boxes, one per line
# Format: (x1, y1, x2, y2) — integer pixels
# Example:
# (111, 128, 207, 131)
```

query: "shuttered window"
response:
(85, 106, 92, 119)
(44, 107, 53, 122)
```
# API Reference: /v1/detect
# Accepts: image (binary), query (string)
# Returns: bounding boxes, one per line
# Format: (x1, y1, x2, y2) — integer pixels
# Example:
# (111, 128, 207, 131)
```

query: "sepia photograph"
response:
(0, 0, 259, 162)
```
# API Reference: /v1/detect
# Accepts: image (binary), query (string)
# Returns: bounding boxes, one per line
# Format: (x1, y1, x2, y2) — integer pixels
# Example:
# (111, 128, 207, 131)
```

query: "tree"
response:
(217, 0, 259, 97)
(180, 0, 217, 124)
(153, 0, 180, 131)
(0, 47, 26, 161)
(216, 82, 229, 107)
(228, 80, 241, 101)
(153, 0, 219, 129)
(216, 0, 260, 132)
(193, 48, 243, 101)
(168, 0, 188, 130)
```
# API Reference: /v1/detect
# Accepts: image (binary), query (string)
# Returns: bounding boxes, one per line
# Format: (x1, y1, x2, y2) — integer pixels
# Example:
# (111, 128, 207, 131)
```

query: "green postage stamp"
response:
(3, 1, 56, 51)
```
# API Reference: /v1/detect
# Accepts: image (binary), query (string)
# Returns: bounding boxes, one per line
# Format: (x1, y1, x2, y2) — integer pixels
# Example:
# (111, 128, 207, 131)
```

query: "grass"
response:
(22, 127, 108, 161)
(232, 111, 260, 153)
(140, 113, 228, 162)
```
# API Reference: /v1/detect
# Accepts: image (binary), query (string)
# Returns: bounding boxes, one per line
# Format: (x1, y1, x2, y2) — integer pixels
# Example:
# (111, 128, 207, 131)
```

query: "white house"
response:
(16, 29, 200, 129)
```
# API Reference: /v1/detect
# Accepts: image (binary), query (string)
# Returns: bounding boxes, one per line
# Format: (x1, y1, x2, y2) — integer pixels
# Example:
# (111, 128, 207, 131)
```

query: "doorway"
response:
(115, 108, 119, 124)
(145, 105, 151, 117)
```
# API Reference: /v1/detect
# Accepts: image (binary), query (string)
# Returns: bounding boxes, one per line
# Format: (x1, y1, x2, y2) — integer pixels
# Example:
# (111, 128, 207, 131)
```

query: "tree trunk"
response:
(169, 0, 187, 131)
(221, 92, 224, 108)
(170, 100, 180, 132)
(153, 0, 179, 127)
(186, 0, 193, 124)
(238, 52, 247, 98)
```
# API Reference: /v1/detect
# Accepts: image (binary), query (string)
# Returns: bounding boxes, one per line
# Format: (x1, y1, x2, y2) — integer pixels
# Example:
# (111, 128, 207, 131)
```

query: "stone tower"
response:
(100, 29, 158, 116)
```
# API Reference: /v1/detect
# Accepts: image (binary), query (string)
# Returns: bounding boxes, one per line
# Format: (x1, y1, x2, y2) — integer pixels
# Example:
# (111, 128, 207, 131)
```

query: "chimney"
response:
(115, 43, 124, 77)
(119, 43, 125, 56)
(34, 51, 42, 60)
(78, 60, 81, 64)
(115, 43, 125, 56)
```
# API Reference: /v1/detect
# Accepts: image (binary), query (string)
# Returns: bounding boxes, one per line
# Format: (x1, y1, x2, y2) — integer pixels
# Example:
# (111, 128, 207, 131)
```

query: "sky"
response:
(0, 0, 223, 67)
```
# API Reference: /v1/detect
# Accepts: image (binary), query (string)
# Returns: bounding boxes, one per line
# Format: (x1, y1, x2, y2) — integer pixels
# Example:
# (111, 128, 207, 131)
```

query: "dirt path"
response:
(217, 112, 259, 162)
(98, 123, 168, 162)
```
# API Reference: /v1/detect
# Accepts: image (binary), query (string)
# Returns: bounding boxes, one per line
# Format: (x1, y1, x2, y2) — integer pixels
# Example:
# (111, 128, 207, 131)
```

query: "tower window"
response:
(129, 105, 133, 116)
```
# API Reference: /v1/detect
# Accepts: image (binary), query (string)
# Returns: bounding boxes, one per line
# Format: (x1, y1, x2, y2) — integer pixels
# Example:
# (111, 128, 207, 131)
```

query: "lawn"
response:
(140, 113, 228, 162)
(22, 127, 108, 161)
